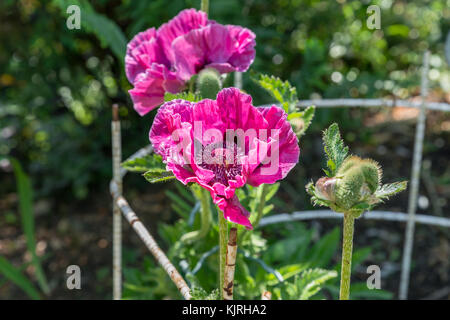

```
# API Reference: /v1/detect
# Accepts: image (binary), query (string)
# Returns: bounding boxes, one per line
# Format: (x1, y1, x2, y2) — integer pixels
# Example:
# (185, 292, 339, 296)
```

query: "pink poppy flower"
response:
(125, 9, 256, 116)
(149, 88, 299, 229)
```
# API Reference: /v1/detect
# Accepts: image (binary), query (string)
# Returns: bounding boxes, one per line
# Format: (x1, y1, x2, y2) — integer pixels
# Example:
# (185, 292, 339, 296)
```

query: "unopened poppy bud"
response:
(196, 68, 222, 99)
(334, 156, 382, 210)
(315, 177, 337, 202)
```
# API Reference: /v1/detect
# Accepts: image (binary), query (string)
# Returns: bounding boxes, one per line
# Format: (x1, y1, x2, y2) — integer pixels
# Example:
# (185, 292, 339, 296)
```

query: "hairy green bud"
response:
(333, 156, 382, 210)
(196, 68, 222, 99)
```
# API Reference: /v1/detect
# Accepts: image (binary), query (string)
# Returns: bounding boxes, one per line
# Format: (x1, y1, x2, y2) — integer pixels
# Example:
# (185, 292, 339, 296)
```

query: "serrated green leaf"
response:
(289, 106, 316, 137)
(297, 268, 338, 300)
(375, 181, 408, 200)
(122, 154, 165, 172)
(143, 170, 175, 183)
(322, 123, 349, 176)
(253, 74, 298, 112)
(164, 91, 203, 103)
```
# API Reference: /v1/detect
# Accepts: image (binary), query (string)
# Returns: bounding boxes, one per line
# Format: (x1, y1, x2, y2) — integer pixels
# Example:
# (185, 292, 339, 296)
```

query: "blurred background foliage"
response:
(0, 0, 449, 300)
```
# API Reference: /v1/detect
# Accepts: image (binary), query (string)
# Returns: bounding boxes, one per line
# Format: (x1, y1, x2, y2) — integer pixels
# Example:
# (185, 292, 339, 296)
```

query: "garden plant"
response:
(120, 1, 407, 300)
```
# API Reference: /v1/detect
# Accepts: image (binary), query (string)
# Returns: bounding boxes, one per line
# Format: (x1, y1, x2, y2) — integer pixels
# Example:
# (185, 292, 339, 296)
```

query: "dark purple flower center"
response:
(196, 141, 243, 185)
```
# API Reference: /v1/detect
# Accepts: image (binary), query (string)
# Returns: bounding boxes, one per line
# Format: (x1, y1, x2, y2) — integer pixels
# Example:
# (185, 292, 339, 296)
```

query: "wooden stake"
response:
(115, 195, 192, 300)
(223, 227, 238, 300)
(111, 104, 122, 300)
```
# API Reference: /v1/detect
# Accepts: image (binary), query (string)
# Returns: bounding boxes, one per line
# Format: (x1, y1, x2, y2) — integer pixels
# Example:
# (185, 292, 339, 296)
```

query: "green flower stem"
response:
(218, 209, 228, 299)
(239, 184, 268, 244)
(181, 188, 212, 243)
(201, 0, 209, 14)
(339, 212, 355, 300)
(253, 184, 269, 227)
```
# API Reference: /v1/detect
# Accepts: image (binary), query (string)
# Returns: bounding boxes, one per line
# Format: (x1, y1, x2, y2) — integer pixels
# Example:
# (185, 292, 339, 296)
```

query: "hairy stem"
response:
(339, 212, 355, 300)
(218, 209, 228, 299)
(223, 227, 238, 300)
(181, 188, 212, 243)
(201, 0, 209, 14)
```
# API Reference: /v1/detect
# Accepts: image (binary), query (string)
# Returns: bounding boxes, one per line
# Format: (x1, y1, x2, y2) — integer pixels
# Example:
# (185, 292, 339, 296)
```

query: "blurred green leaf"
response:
(9, 158, 49, 295)
(0, 257, 41, 300)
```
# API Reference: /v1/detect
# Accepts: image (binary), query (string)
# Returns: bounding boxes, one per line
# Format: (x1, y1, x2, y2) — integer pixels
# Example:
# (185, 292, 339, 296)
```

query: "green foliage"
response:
(8, 158, 49, 295)
(52, 0, 127, 63)
(322, 123, 349, 177)
(254, 74, 298, 113)
(190, 287, 220, 300)
(0, 257, 41, 300)
(276, 268, 337, 300)
(253, 73, 315, 138)
(164, 92, 203, 103)
(0, 158, 49, 299)
(374, 181, 408, 201)
(143, 170, 175, 183)
(288, 106, 315, 138)
(121, 154, 165, 173)
(122, 154, 175, 183)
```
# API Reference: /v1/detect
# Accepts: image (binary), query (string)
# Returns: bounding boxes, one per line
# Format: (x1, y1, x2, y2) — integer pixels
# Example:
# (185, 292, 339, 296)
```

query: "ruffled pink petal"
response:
(203, 62, 236, 74)
(172, 24, 254, 81)
(129, 65, 184, 116)
(215, 87, 268, 132)
(125, 28, 170, 83)
(225, 25, 256, 72)
(149, 99, 194, 157)
(216, 195, 253, 230)
(247, 106, 300, 186)
(148, 89, 297, 230)
(192, 98, 226, 134)
(157, 8, 209, 65)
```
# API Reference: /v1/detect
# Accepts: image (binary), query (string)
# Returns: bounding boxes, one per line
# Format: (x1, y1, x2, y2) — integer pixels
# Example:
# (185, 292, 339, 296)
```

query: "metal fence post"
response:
(399, 51, 430, 300)
(112, 104, 122, 300)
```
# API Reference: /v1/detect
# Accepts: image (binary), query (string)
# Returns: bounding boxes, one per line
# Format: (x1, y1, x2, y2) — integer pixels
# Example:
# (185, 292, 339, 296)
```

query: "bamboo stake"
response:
(223, 227, 238, 300)
(115, 195, 192, 300)
(400, 51, 430, 300)
(261, 291, 272, 300)
(111, 104, 122, 300)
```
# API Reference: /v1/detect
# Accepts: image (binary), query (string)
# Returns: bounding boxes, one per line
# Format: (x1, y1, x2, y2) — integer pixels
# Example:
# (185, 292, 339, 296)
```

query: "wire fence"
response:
(110, 51, 449, 300)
